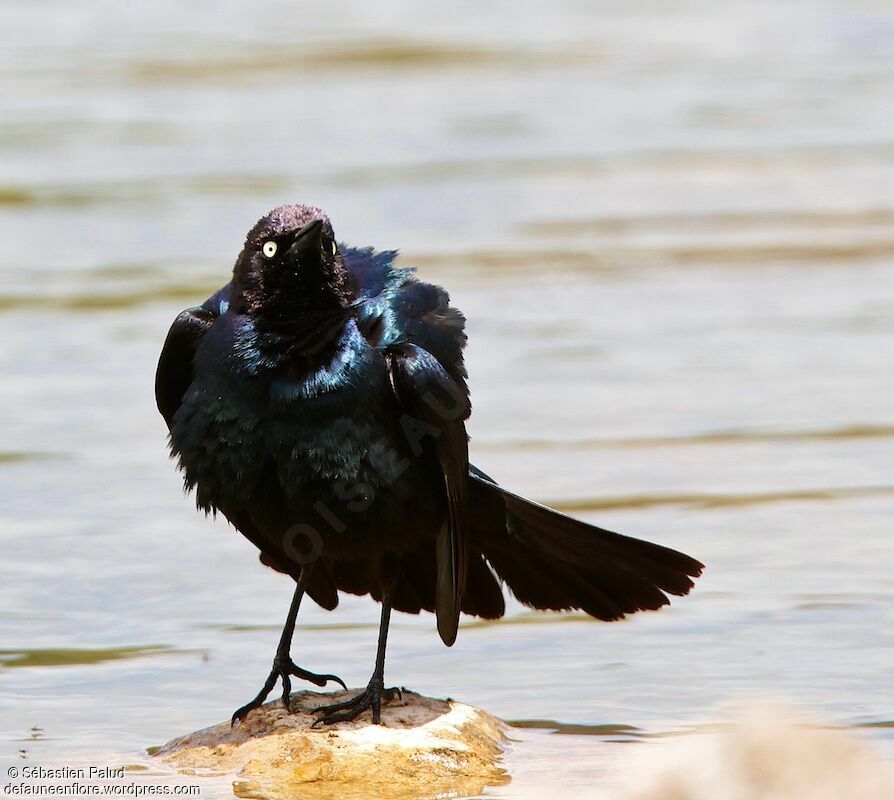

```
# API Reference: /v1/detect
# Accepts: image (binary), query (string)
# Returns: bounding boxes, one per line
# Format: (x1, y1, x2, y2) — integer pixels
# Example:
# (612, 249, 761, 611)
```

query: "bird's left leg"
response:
(312, 589, 401, 725)
(232, 565, 346, 725)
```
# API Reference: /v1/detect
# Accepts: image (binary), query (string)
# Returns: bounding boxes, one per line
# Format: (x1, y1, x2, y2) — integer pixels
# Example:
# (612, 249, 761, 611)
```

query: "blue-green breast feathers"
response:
(343, 246, 468, 392)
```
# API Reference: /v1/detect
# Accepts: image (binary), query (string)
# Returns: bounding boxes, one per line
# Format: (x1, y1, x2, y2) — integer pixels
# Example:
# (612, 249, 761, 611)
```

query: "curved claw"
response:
(290, 663, 347, 691)
(311, 685, 401, 727)
(231, 669, 278, 727)
(231, 657, 347, 726)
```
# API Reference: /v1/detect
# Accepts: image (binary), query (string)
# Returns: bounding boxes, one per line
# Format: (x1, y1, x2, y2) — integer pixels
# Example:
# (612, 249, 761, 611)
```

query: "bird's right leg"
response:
(231, 566, 346, 725)
(311, 589, 400, 726)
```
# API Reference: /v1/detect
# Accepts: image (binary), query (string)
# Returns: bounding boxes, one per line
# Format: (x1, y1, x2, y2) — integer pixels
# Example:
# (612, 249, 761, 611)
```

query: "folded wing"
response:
(386, 344, 471, 646)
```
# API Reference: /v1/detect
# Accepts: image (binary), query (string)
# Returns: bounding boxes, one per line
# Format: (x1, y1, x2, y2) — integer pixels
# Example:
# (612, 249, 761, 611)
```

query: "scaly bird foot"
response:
(311, 681, 402, 726)
(231, 655, 347, 726)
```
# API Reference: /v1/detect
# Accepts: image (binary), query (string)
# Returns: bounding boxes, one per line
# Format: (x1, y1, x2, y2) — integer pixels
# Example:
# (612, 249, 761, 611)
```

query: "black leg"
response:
(312, 591, 401, 726)
(231, 566, 346, 726)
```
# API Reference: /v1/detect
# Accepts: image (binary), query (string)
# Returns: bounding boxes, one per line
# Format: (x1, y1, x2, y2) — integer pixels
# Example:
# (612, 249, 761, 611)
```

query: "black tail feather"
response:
(390, 546, 505, 619)
(462, 550, 506, 619)
(469, 470, 703, 621)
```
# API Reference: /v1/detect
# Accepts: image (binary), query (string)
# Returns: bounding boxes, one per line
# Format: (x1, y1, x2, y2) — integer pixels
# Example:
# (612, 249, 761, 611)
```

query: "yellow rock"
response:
(153, 689, 509, 800)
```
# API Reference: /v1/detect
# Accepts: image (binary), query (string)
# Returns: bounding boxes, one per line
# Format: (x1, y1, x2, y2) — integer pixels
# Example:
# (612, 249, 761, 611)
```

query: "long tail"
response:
(468, 466, 703, 620)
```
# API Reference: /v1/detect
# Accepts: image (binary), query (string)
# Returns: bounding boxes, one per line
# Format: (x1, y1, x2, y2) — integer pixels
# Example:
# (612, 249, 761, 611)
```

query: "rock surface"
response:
(153, 689, 509, 800)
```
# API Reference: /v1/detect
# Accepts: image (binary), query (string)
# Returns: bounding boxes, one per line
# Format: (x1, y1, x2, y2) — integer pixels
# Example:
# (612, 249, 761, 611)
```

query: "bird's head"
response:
(232, 205, 350, 321)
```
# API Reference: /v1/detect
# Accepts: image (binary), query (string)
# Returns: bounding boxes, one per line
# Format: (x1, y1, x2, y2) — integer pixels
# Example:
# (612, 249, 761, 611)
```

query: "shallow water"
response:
(1, 0, 893, 797)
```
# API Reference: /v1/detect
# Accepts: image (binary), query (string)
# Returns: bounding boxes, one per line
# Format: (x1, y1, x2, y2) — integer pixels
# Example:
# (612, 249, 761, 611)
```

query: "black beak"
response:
(285, 218, 324, 258)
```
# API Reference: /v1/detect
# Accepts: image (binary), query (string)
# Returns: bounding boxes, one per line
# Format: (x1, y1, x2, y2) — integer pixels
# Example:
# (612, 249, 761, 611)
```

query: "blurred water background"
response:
(1, 1, 893, 797)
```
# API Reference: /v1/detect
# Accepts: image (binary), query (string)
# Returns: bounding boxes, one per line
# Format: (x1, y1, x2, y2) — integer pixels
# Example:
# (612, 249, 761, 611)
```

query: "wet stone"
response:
(152, 689, 509, 800)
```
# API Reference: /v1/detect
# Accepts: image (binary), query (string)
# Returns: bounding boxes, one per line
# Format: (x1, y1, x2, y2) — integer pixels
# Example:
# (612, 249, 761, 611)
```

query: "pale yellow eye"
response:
(331, 241, 337, 255)
(262, 240, 277, 258)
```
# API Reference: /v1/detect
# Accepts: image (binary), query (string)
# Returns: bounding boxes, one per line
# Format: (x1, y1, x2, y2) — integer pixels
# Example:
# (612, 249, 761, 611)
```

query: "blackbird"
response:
(156, 204, 703, 726)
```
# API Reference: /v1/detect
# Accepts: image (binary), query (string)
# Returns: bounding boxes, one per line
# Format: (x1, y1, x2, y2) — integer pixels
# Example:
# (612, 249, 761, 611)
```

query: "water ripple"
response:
(476, 425, 894, 452)
(548, 485, 894, 512)
(0, 645, 178, 669)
